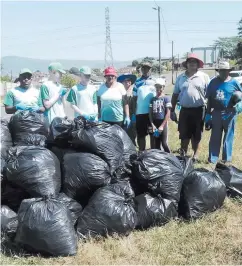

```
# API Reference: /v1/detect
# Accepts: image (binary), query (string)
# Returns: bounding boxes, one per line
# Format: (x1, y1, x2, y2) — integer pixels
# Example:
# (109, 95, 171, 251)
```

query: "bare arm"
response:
(43, 94, 61, 110)
(123, 95, 130, 118)
(124, 104, 130, 118)
(171, 93, 179, 112)
(70, 104, 83, 116)
(97, 96, 101, 119)
(149, 106, 154, 127)
(160, 108, 171, 128)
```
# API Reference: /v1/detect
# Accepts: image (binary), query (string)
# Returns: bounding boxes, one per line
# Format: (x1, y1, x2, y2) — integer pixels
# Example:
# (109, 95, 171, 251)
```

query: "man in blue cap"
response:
(117, 73, 137, 144)
(4, 68, 45, 114)
(67, 66, 98, 120)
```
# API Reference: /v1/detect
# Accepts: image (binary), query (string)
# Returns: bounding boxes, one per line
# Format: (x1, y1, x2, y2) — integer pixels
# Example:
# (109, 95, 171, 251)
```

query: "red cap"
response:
(104, 66, 117, 77)
(182, 53, 204, 68)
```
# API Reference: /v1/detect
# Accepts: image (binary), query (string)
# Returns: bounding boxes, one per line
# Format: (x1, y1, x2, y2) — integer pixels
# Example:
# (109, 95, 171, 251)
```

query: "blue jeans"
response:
(209, 110, 237, 163)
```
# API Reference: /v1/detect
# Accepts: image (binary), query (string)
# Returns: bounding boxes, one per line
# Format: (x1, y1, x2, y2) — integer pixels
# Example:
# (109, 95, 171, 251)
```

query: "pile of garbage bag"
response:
(9, 111, 48, 146)
(1, 119, 12, 174)
(1, 113, 239, 258)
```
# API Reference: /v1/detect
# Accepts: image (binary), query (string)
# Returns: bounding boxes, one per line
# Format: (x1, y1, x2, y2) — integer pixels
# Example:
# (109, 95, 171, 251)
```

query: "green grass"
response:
(1, 116, 242, 265)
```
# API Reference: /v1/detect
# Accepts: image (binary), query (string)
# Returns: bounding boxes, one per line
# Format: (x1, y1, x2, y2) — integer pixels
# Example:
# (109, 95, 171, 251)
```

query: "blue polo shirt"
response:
(206, 77, 242, 110)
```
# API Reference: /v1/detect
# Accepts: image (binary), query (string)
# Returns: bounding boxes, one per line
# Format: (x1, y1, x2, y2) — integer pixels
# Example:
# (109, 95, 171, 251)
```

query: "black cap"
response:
(69, 67, 81, 77)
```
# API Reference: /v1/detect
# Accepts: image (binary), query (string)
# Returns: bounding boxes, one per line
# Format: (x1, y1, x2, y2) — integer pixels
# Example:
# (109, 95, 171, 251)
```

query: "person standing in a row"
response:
(117, 73, 137, 145)
(4, 68, 45, 114)
(149, 78, 171, 152)
(205, 61, 242, 164)
(97, 67, 130, 128)
(67, 66, 98, 120)
(40, 62, 67, 125)
(171, 54, 210, 161)
(133, 62, 156, 151)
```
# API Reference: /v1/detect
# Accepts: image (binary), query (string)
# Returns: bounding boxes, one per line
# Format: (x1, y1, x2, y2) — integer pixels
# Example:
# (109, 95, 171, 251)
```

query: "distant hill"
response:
(1, 56, 132, 76)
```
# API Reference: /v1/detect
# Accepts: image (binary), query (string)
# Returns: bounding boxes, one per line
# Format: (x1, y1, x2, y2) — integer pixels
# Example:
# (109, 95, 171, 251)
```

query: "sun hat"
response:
(80, 66, 92, 75)
(140, 61, 152, 68)
(154, 78, 166, 86)
(182, 53, 204, 68)
(48, 62, 66, 74)
(215, 61, 233, 71)
(117, 73, 137, 85)
(104, 67, 117, 77)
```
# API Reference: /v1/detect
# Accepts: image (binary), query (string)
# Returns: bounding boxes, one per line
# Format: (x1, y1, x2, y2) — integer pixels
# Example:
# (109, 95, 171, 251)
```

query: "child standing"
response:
(149, 78, 171, 152)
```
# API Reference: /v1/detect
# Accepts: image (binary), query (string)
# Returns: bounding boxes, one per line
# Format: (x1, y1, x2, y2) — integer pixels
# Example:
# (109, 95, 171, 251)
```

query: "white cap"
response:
(216, 61, 232, 71)
(155, 78, 166, 86)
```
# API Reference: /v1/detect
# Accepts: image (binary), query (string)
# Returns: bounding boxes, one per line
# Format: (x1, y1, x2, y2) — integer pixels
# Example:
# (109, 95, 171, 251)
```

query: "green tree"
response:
(238, 18, 242, 37)
(132, 60, 139, 67)
(0, 75, 12, 82)
(61, 74, 77, 88)
(214, 36, 241, 59)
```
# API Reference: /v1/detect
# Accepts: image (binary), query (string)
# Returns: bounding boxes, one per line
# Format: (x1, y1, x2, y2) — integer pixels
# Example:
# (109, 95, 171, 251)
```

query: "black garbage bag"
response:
(132, 150, 184, 207)
(71, 119, 124, 174)
(50, 146, 76, 164)
(1, 180, 30, 212)
(106, 125, 136, 168)
(6, 146, 61, 197)
(1, 205, 18, 235)
(1, 119, 12, 143)
(15, 197, 77, 257)
(215, 162, 242, 198)
(48, 117, 74, 148)
(0, 119, 12, 160)
(63, 153, 111, 205)
(176, 155, 194, 178)
(57, 193, 83, 225)
(179, 168, 226, 220)
(134, 193, 177, 229)
(77, 181, 137, 238)
(9, 111, 48, 146)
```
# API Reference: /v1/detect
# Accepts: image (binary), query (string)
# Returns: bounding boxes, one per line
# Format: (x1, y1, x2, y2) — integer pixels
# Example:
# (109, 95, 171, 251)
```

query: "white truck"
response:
(229, 70, 242, 85)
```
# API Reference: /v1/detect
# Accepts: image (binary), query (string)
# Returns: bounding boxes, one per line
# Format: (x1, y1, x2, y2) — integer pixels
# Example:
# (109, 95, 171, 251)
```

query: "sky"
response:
(1, 0, 242, 62)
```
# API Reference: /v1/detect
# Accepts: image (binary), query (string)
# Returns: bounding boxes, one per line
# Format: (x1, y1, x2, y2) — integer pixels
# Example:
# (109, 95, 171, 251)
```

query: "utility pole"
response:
(104, 7, 113, 68)
(153, 6, 161, 76)
(171, 41, 174, 85)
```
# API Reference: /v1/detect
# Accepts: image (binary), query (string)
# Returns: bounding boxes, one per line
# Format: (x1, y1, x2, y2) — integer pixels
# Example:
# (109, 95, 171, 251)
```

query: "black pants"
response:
(103, 120, 124, 127)
(151, 119, 170, 153)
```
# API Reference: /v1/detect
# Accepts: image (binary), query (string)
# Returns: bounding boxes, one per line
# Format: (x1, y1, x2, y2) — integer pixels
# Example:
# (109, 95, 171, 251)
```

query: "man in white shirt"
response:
(40, 62, 67, 124)
(67, 66, 98, 120)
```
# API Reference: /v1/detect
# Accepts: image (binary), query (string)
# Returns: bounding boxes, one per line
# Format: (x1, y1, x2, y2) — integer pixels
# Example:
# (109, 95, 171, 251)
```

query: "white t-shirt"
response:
(67, 83, 98, 118)
(40, 80, 66, 123)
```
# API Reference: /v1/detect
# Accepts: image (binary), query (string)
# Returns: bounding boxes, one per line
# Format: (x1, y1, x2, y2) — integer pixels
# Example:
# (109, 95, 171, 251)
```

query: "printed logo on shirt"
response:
(153, 99, 164, 113)
(216, 89, 225, 101)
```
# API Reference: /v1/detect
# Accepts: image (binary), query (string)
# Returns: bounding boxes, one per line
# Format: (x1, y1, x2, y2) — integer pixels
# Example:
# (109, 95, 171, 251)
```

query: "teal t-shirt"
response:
(97, 83, 126, 122)
(4, 86, 43, 107)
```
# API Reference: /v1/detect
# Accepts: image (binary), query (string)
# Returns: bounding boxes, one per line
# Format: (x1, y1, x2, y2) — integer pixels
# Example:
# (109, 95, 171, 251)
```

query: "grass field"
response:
(1, 114, 242, 265)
